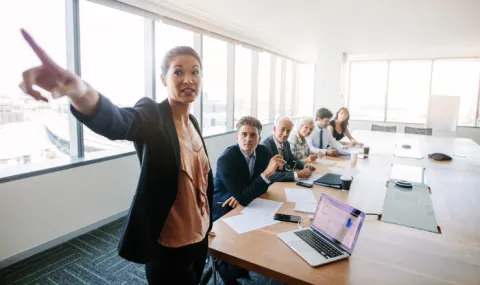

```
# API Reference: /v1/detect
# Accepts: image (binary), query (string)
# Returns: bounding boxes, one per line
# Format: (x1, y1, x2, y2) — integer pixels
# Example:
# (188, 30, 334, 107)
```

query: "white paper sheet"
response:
(222, 214, 280, 234)
(299, 173, 323, 184)
(294, 203, 318, 213)
(285, 188, 317, 203)
(316, 158, 337, 165)
(328, 166, 359, 177)
(240, 198, 283, 217)
(347, 147, 364, 153)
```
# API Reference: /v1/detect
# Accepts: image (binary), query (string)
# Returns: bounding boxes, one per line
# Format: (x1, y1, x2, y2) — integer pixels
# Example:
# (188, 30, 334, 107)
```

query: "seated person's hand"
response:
(307, 164, 316, 171)
(271, 154, 286, 171)
(222, 196, 239, 208)
(344, 142, 354, 149)
(307, 153, 318, 162)
(297, 168, 312, 179)
(326, 148, 339, 156)
(356, 142, 364, 147)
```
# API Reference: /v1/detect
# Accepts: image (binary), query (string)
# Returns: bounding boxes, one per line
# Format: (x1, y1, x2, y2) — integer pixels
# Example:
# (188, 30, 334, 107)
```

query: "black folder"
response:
(313, 173, 342, 189)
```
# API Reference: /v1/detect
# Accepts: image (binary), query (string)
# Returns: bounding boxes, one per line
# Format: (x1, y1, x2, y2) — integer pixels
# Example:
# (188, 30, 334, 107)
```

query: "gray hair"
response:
(274, 116, 293, 127)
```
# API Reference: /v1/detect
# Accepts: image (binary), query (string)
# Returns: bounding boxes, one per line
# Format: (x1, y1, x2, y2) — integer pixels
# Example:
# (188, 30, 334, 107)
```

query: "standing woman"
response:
(288, 117, 319, 161)
(328, 107, 363, 147)
(19, 29, 212, 284)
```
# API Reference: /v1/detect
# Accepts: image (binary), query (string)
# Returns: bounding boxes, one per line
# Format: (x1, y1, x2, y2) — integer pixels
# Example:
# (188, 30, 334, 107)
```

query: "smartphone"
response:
(274, 213, 302, 223)
(296, 181, 313, 188)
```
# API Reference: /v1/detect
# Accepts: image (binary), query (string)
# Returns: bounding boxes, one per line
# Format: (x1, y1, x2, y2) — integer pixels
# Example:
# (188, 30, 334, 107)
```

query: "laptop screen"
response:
(311, 194, 365, 255)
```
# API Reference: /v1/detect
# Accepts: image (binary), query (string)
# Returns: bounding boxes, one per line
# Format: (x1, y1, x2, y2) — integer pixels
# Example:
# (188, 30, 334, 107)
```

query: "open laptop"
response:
(278, 193, 366, 267)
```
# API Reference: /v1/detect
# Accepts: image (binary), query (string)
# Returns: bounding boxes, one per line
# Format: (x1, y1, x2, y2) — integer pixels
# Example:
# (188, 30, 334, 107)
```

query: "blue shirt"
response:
(240, 148, 271, 184)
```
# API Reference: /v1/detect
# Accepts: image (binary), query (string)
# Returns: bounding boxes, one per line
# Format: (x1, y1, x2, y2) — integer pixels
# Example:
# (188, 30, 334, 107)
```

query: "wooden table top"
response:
(208, 131, 480, 285)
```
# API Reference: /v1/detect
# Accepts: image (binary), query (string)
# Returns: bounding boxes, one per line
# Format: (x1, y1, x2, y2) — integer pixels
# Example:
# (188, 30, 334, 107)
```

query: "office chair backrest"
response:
(371, 124, 397, 133)
(405, 127, 433, 136)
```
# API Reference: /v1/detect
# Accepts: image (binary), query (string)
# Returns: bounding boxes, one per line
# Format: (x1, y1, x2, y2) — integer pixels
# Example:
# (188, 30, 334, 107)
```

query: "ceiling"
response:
(135, 0, 480, 62)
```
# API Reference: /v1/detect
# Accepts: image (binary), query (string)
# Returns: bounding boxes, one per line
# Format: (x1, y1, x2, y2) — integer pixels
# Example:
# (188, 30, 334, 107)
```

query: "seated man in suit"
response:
(213, 116, 290, 284)
(306, 108, 346, 156)
(262, 117, 315, 179)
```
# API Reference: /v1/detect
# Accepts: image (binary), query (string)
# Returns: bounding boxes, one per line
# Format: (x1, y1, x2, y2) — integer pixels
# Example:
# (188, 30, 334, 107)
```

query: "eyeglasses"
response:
(278, 147, 296, 171)
(284, 161, 297, 172)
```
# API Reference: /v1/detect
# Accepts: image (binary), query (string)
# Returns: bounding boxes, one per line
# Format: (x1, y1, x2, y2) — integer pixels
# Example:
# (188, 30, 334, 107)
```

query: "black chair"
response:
(405, 127, 432, 136)
(371, 124, 397, 133)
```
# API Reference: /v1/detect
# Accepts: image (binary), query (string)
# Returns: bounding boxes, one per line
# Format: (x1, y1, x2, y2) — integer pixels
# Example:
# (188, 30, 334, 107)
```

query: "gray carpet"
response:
(0, 217, 283, 285)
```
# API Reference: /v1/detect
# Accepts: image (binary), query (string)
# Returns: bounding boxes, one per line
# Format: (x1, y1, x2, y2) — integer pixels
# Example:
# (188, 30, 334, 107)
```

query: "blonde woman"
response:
(288, 117, 320, 161)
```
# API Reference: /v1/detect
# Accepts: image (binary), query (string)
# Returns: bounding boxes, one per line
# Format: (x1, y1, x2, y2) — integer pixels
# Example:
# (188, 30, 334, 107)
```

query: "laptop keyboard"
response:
(295, 230, 344, 259)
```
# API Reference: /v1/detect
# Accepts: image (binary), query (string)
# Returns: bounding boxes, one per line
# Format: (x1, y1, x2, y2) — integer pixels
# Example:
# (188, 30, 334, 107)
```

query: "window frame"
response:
(347, 58, 480, 126)
(0, 0, 315, 182)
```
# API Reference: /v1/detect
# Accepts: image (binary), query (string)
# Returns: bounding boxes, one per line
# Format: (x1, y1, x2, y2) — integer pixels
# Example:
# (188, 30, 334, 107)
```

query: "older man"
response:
(262, 117, 315, 179)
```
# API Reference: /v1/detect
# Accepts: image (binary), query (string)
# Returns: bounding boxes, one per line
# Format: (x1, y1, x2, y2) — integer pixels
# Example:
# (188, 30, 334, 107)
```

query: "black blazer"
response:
(213, 144, 291, 221)
(71, 95, 214, 264)
(262, 135, 305, 170)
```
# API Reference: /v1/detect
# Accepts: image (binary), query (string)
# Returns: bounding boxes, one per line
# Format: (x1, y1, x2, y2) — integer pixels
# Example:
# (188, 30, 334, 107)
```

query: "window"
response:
(202, 36, 228, 136)
(257, 52, 271, 123)
(275, 57, 282, 117)
(431, 59, 480, 126)
(80, 0, 144, 154)
(285, 60, 293, 116)
(348, 61, 388, 121)
(0, 0, 69, 169)
(234, 45, 252, 125)
(155, 22, 195, 103)
(298, 63, 315, 116)
(386, 60, 431, 123)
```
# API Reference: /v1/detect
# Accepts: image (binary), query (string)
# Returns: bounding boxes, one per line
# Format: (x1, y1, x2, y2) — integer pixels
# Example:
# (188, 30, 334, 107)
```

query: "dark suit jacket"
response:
(213, 144, 291, 221)
(71, 95, 214, 264)
(262, 135, 306, 170)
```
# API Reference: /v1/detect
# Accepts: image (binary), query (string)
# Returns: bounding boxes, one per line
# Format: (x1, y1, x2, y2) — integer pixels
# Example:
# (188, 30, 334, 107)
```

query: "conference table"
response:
(208, 130, 480, 285)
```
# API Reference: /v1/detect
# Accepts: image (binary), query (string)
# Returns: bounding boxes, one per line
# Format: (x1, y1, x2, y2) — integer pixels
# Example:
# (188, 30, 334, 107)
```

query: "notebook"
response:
(313, 173, 342, 189)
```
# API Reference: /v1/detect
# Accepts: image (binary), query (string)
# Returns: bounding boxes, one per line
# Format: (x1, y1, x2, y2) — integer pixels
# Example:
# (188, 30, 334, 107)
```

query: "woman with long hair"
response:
(327, 107, 363, 147)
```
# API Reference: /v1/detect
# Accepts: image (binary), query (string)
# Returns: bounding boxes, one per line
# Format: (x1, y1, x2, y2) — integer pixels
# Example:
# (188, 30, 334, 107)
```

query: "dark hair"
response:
(315, 108, 333, 121)
(160, 46, 202, 76)
(334, 107, 350, 129)
(236, 116, 263, 135)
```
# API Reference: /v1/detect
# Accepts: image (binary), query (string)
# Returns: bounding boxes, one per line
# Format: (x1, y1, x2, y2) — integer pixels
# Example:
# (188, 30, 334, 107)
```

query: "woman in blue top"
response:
(327, 107, 363, 147)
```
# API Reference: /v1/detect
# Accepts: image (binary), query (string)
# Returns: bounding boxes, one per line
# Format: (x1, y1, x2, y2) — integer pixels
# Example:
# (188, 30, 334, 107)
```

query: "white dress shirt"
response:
(306, 126, 344, 154)
(240, 149, 271, 184)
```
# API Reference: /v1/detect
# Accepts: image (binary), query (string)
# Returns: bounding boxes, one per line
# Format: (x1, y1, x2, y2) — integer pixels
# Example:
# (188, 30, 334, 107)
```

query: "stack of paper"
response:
(285, 188, 319, 214)
(222, 198, 283, 234)
(285, 188, 317, 203)
(294, 203, 318, 213)
(299, 173, 323, 184)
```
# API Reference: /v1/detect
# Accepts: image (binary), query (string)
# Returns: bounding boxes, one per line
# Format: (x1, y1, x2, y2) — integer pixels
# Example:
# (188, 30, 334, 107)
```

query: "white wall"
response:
(0, 123, 275, 268)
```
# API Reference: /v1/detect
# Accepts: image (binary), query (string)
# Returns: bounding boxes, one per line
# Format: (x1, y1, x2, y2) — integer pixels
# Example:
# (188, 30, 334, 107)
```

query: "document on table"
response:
(240, 198, 283, 217)
(285, 188, 317, 203)
(347, 147, 364, 153)
(294, 203, 318, 213)
(316, 158, 336, 165)
(299, 173, 323, 184)
(222, 214, 280, 234)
